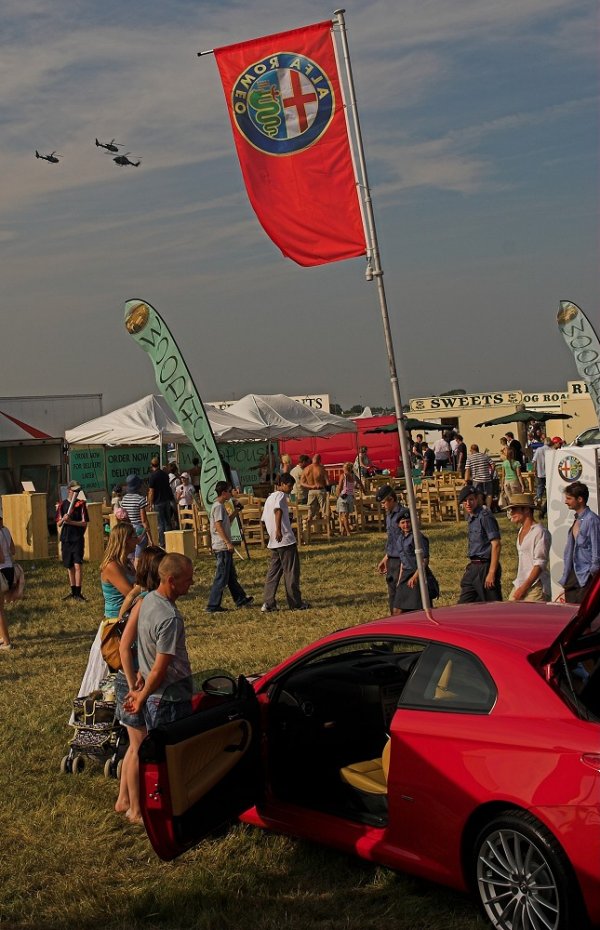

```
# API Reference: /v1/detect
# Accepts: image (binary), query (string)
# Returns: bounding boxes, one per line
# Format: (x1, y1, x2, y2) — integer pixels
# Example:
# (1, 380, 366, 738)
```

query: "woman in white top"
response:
(0, 515, 16, 650)
(506, 493, 550, 601)
(176, 472, 196, 509)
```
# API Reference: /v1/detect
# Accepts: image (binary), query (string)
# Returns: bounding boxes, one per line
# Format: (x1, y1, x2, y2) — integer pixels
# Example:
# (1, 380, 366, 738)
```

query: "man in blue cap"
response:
(376, 484, 404, 612)
(457, 485, 502, 602)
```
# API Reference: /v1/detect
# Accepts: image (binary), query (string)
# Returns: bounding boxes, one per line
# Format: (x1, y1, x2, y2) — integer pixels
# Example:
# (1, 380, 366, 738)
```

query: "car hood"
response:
(543, 569, 600, 666)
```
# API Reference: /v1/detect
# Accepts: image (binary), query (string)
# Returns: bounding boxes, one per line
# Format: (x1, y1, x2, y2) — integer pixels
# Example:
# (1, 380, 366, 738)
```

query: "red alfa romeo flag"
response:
(214, 21, 366, 267)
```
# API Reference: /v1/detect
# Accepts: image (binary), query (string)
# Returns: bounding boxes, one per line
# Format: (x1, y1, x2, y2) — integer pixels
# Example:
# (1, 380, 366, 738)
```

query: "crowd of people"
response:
(374, 478, 599, 612)
(0, 434, 598, 831)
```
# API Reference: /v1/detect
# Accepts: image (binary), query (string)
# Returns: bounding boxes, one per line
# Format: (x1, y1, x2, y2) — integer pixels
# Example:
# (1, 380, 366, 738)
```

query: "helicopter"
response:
(112, 152, 141, 167)
(95, 138, 122, 153)
(35, 150, 60, 163)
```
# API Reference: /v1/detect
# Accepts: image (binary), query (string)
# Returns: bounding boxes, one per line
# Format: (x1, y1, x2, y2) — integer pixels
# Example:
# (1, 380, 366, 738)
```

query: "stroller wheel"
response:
(71, 754, 85, 774)
(60, 754, 73, 775)
(103, 759, 113, 778)
(116, 759, 123, 780)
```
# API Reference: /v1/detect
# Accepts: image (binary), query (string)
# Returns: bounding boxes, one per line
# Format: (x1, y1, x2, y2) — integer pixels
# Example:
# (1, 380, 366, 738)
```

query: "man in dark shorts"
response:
(457, 485, 502, 602)
(58, 480, 88, 601)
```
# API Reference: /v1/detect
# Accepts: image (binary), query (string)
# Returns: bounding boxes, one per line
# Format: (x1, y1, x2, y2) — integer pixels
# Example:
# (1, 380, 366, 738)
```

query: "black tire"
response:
(472, 809, 585, 930)
(103, 759, 113, 778)
(60, 754, 72, 775)
(71, 754, 85, 774)
(115, 758, 123, 780)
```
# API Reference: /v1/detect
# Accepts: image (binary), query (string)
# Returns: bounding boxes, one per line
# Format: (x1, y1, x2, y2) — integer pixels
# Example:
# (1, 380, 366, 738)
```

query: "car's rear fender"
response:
(460, 800, 593, 925)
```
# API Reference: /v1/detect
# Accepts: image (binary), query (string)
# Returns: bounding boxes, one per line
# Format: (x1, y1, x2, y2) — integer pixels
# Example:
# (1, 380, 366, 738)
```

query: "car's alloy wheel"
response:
(473, 811, 579, 930)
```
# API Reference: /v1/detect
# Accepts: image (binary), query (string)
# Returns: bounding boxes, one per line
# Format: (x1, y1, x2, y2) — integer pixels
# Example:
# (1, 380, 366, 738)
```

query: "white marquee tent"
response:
(225, 394, 356, 439)
(64, 394, 263, 446)
(66, 393, 356, 448)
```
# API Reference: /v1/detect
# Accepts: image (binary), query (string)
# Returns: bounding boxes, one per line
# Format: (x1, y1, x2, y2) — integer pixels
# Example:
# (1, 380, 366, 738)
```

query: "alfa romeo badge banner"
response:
(214, 21, 366, 267)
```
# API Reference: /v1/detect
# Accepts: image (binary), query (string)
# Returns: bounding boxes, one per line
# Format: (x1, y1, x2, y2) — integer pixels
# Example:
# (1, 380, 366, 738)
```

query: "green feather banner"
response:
(123, 298, 238, 536)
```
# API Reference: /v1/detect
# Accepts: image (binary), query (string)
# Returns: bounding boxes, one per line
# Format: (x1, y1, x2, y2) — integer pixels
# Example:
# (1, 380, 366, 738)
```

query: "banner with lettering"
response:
(557, 300, 600, 425)
(178, 441, 271, 490)
(69, 446, 106, 492)
(105, 446, 160, 492)
(214, 21, 366, 267)
(124, 299, 240, 539)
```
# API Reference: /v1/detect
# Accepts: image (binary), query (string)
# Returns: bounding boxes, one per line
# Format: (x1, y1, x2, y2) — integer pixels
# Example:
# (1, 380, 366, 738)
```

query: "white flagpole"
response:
(333, 8, 432, 613)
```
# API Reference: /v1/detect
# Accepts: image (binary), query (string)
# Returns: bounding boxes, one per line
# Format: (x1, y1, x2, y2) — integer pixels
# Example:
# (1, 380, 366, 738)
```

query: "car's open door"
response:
(543, 569, 600, 671)
(138, 674, 262, 861)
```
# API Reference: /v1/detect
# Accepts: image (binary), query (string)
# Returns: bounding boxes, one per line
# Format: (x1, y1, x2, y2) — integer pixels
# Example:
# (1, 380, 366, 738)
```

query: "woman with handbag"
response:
(0, 515, 16, 651)
(392, 508, 440, 614)
(114, 546, 165, 823)
(76, 523, 137, 700)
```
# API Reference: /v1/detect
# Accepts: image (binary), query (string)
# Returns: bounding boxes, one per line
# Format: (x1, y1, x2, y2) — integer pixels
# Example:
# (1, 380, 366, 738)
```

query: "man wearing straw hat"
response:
(504, 492, 550, 601)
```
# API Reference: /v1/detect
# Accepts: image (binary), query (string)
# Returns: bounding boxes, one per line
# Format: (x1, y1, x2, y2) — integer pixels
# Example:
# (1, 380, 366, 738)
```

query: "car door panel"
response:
(139, 677, 261, 861)
(165, 717, 253, 816)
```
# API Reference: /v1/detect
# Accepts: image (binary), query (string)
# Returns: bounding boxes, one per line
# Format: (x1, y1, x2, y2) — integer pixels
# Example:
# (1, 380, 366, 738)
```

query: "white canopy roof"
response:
(65, 394, 262, 445)
(226, 394, 356, 439)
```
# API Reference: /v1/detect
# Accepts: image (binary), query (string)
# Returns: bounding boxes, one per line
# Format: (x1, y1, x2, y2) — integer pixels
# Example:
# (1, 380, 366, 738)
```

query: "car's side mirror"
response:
(202, 675, 237, 697)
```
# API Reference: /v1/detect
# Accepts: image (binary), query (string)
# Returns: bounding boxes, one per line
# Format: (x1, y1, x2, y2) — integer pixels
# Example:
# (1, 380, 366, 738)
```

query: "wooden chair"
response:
(304, 498, 332, 544)
(437, 485, 461, 522)
(291, 504, 310, 546)
(357, 495, 385, 532)
(177, 505, 211, 553)
(521, 472, 535, 494)
(239, 504, 266, 548)
(434, 470, 459, 488)
(416, 482, 440, 524)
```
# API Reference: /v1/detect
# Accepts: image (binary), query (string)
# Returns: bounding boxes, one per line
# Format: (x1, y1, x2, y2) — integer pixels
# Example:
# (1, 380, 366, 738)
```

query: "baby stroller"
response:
(60, 675, 128, 778)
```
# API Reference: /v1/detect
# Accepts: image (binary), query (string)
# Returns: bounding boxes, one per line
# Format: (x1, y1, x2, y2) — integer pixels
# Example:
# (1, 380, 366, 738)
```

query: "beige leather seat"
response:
(434, 658, 458, 700)
(339, 739, 391, 795)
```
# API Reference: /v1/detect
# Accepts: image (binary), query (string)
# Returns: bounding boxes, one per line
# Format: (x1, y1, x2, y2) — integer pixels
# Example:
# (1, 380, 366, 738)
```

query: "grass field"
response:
(0, 519, 519, 930)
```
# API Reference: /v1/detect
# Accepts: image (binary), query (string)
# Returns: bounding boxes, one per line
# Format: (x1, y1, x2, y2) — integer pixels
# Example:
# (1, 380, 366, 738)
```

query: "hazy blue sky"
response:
(1, 0, 597, 413)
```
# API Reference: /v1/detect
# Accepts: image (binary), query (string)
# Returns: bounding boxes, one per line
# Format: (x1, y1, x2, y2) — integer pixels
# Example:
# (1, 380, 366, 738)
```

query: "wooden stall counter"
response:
(1, 492, 49, 560)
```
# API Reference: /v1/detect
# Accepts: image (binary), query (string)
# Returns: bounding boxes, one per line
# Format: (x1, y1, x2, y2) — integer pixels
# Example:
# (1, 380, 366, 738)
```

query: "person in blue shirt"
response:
(457, 485, 502, 603)
(391, 508, 439, 613)
(559, 482, 600, 604)
(376, 485, 405, 613)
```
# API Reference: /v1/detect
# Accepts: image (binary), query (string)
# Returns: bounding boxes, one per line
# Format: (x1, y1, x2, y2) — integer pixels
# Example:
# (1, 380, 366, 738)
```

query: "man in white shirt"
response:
(505, 493, 550, 601)
(261, 473, 309, 612)
(433, 433, 452, 470)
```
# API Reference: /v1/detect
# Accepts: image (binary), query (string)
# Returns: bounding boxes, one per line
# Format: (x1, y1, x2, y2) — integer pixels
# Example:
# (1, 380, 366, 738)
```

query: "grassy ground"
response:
(0, 518, 518, 930)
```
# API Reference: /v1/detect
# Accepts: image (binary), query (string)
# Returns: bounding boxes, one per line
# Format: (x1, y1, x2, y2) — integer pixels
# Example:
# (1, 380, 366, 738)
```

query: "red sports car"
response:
(139, 575, 600, 930)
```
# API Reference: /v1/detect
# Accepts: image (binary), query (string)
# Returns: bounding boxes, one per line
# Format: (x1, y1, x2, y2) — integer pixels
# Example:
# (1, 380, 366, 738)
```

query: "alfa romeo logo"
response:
(557, 454, 583, 482)
(231, 52, 335, 156)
